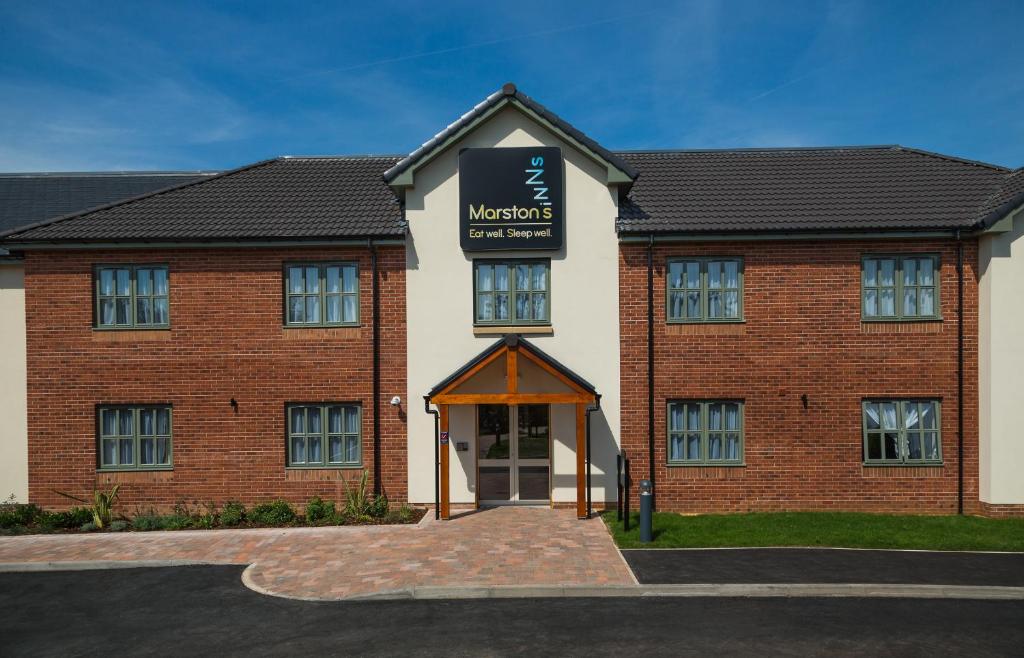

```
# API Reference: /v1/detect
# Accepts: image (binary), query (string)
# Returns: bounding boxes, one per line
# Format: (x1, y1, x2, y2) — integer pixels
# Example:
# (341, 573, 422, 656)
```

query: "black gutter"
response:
(956, 230, 964, 515)
(424, 396, 440, 521)
(371, 240, 381, 497)
(585, 394, 602, 519)
(647, 234, 656, 510)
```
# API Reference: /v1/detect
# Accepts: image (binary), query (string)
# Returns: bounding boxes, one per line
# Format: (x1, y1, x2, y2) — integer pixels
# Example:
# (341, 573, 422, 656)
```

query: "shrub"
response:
(342, 471, 372, 520)
(368, 493, 389, 519)
(389, 505, 416, 524)
(219, 501, 246, 527)
(161, 514, 193, 531)
(80, 522, 97, 532)
(248, 500, 296, 527)
(304, 497, 336, 524)
(40, 507, 93, 530)
(54, 486, 120, 529)
(109, 520, 129, 532)
(0, 500, 43, 529)
(131, 514, 167, 532)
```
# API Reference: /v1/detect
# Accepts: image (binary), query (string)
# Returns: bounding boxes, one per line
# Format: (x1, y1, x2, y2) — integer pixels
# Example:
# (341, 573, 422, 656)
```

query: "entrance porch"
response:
(426, 335, 599, 519)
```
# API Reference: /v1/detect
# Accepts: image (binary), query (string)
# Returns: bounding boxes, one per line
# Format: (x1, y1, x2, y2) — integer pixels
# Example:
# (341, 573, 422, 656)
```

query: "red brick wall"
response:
(619, 239, 981, 515)
(24, 246, 407, 511)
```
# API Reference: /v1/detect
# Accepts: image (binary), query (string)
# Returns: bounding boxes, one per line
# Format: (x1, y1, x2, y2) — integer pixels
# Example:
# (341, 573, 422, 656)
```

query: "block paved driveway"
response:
(0, 507, 634, 600)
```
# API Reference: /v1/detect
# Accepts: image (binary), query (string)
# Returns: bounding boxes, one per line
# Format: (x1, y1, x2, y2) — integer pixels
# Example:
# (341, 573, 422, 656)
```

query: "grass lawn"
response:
(603, 510, 1024, 552)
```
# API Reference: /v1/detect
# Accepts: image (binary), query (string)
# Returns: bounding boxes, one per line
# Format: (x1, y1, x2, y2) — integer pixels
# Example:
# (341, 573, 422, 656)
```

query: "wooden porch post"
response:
(575, 402, 586, 519)
(440, 404, 450, 520)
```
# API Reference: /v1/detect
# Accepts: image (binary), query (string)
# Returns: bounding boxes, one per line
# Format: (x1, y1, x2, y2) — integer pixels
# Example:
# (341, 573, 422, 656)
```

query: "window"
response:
(285, 263, 359, 326)
(98, 405, 172, 470)
(862, 255, 939, 320)
(862, 400, 942, 465)
(474, 260, 549, 325)
(667, 258, 743, 322)
(95, 265, 169, 328)
(667, 401, 744, 465)
(287, 404, 361, 467)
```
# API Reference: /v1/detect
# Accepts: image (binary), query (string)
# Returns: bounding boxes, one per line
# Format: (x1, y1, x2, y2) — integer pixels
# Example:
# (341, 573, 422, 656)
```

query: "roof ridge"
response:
(0, 158, 281, 241)
(615, 145, 900, 155)
(0, 171, 219, 178)
(893, 146, 1010, 172)
(279, 154, 405, 160)
(974, 167, 1024, 229)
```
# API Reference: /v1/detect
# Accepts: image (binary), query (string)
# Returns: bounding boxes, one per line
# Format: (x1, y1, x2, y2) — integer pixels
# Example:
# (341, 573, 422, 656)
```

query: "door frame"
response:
(475, 403, 552, 507)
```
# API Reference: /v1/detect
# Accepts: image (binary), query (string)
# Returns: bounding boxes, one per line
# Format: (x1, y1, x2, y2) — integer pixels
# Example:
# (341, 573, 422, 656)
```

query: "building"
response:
(2, 83, 1022, 517)
(0, 171, 215, 501)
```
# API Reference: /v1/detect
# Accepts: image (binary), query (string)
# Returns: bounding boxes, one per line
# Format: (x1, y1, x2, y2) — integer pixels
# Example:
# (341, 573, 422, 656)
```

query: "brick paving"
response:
(0, 507, 634, 600)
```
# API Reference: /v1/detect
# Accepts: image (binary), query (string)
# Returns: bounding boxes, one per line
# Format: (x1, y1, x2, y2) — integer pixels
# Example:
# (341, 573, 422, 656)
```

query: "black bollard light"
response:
(639, 479, 654, 543)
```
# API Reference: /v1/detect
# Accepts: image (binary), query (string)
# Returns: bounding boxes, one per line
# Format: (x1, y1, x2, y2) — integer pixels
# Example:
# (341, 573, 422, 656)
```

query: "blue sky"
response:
(0, 0, 1021, 172)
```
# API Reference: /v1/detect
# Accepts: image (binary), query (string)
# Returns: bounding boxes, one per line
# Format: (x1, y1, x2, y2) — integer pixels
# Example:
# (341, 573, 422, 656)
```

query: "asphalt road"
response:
(623, 548, 1024, 586)
(2, 566, 1024, 657)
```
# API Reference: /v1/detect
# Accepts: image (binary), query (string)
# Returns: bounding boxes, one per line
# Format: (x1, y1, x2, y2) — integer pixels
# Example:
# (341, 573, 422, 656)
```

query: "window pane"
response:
(290, 407, 304, 434)
(867, 434, 882, 460)
(116, 298, 131, 324)
(346, 436, 359, 462)
(863, 259, 878, 287)
(116, 269, 131, 295)
(881, 403, 898, 430)
(342, 295, 357, 323)
(288, 267, 304, 294)
(864, 403, 880, 430)
(156, 409, 170, 435)
(686, 405, 700, 431)
(308, 436, 322, 463)
(329, 436, 344, 462)
(343, 265, 358, 293)
(154, 298, 169, 325)
(725, 434, 740, 460)
(288, 297, 304, 323)
(924, 432, 939, 460)
(879, 259, 895, 286)
(139, 410, 154, 435)
(903, 258, 917, 286)
(724, 261, 739, 288)
(516, 264, 529, 291)
(879, 289, 895, 316)
(291, 437, 305, 463)
(686, 434, 701, 460)
(708, 261, 722, 289)
(100, 269, 115, 296)
(326, 296, 340, 323)
(494, 265, 508, 291)
(903, 288, 918, 316)
(494, 293, 509, 320)
(532, 293, 547, 320)
(137, 298, 152, 325)
(477, 265, 493, 292)
(708, 291, 721, 318)
(153, 269, 168, 296)
(118, 410, 133, 436)
(920, 259, 934, 286)
(723, 291, 739, 318)
(864, 289, 878, 317)
(669, 405, 684, 432)
(708, 404, 722, 430)
(326, 266, 341, 294)
(532, 265, 547, 291)
(920, 288, 935, 316)
(304, 267, 319, 293)
(921, 403, 937, 429)
(669, 434, 684, 461)
(903, 403, 920, 430)
(101, 409, 117, 436)
(709, 435, 722, 460)
(328, 407, 342, 433)
(668, 262, 684, 289)
(883, 433, 899, 460)
(308, 407, 321, 434)
(669, 292, 685, 319)
(102, 439, 117, 465)
(687, 291, 701, 318)
(119, 439, 134, 466)
(140, 438, 155, 465)
(724, 404, 740, 431)
(137, 269, 152, 295)
(477, 294, 493, 322)
(516, 293, 529, 320)
(685, 262, 700, 289)
(907, 433, 922, 460)
(345, 407, 359, 434)
(305, 297, 320, 323)
(156, 437, 170, 464)
(100, 299, 115, 326)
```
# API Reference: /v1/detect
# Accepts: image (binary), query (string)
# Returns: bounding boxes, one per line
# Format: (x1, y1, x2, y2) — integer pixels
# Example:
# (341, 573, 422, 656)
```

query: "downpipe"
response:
(956, 230, 964, 515)
(646, 234, 656, 511)
(424, 396, 440, 521)
(370, 239, 381, 496)
(585, 394, 602, 519)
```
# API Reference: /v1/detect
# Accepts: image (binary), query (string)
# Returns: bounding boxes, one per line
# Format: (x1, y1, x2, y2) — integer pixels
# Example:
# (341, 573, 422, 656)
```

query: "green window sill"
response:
(285, 464, 363, 470)
(282, 324, 361, 329)
(667, 462, 746, 468)
(667, 319, 745, 325)
(860, 317, 943, 323)
(862, 462, 944, 468)
(93, 326, 171, 332)
(97, 466, 174, 472)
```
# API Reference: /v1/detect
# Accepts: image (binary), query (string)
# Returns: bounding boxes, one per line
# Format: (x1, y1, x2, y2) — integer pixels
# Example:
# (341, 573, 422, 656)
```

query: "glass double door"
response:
(477, 404, 550, 504)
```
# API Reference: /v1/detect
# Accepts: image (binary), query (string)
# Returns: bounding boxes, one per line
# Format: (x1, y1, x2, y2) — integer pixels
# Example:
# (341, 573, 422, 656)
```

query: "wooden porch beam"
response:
(432, 392, 594, 405)
(575, 402, 586, 519)
(440, 404, 450, 520)
(507, 345, 518, 394)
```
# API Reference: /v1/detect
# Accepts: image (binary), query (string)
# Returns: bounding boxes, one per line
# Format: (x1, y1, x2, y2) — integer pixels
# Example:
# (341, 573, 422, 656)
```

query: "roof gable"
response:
(383, 83, 638, 193)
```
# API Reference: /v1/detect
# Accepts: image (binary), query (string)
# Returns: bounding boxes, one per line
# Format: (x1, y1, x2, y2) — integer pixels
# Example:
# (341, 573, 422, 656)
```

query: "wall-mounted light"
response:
(390, 396, 402, 407)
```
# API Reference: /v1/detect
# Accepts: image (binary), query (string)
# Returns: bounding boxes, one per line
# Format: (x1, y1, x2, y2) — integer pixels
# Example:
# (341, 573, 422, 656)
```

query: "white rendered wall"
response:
(979, 208, 1024, 505)
(0, 263, 27, 502)
(405, 105, 622, 505)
